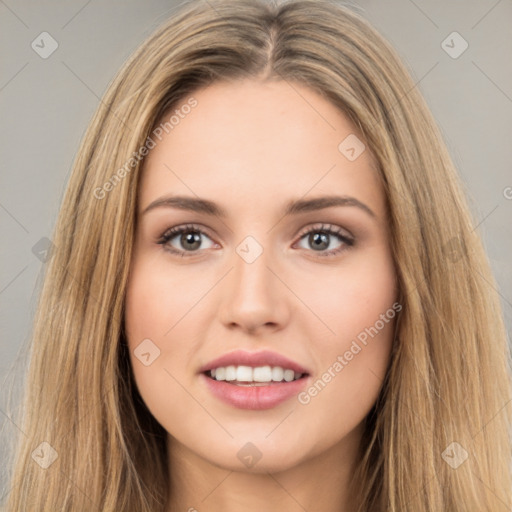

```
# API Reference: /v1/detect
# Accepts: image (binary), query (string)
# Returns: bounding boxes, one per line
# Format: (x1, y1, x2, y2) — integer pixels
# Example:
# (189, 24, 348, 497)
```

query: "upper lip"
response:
(199, 349, 310, 375)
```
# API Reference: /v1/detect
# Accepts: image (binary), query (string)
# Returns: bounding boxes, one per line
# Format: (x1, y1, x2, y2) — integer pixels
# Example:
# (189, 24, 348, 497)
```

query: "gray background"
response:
(1, 0, 511, 500)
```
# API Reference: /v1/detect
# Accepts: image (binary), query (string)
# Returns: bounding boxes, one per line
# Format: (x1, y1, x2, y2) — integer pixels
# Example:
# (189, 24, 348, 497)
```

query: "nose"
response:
(217, 242, 291, 335)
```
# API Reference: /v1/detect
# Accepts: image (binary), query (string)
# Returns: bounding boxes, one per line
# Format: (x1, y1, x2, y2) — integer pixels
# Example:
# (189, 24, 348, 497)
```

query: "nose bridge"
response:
(232, 234, 274, 302)
(218, 234, 289, 332)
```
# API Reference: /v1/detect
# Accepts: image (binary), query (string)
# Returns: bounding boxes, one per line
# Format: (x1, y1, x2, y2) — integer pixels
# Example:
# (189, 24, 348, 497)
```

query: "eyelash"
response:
(156, 223, 355, 258)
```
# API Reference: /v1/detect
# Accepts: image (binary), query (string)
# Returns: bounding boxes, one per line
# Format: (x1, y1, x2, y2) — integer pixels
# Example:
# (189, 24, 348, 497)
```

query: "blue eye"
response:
(157, 223, 354, 257)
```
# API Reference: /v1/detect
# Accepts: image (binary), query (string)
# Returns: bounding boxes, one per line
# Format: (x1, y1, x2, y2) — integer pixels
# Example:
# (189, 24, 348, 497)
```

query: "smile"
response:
(207, 365, 304, 384)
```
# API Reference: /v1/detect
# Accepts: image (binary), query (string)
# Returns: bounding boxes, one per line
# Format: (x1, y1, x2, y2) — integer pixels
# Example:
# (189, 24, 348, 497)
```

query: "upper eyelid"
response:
(296, 223, 353, 240)
(160, 223, 215, 241)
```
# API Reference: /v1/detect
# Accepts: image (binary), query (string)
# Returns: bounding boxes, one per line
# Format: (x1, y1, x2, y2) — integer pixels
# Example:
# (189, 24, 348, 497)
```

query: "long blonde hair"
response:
(5, 0, 512, 510)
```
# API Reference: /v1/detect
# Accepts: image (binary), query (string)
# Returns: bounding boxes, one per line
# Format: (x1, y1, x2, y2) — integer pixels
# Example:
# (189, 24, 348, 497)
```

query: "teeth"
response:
(236, 365, 253, 382)
(283, 369, 295, 382)
(209, 365, 304, 383)
(271, 366, 283, 381)
(225, 365, 236, 381)
(253, 366, 272, 382)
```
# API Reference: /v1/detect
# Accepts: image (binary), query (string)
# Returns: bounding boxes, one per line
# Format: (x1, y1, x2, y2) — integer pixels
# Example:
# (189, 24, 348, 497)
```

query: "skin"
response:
(124, 78, 398, 512)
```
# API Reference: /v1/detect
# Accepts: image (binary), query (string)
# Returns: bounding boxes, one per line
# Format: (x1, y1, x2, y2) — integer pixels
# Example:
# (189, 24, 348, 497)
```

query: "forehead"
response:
(138, 79, 384, 219)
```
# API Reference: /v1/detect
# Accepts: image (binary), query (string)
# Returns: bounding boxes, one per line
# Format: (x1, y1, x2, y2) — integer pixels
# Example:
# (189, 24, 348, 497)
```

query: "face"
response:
(124, 78, 398, 473)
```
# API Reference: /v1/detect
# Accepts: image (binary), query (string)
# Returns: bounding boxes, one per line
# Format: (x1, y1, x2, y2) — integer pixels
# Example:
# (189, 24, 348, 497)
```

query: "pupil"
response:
(311, 232, 328, 251)
(182, 231, 201, 250)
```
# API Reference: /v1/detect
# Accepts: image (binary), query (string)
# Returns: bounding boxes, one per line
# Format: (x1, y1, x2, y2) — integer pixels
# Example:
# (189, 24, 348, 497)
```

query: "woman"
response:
(5, 0, 512, 510)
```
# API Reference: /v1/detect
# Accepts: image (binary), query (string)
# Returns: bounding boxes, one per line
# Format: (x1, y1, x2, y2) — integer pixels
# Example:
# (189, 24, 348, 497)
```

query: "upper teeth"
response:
(210, 365, 302, 383)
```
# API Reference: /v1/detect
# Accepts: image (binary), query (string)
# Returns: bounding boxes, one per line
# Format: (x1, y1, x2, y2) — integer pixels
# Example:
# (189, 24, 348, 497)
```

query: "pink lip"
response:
(199, 349, 311, 410)
(199, 349, 310, 375)
(200, 373, 311, 410)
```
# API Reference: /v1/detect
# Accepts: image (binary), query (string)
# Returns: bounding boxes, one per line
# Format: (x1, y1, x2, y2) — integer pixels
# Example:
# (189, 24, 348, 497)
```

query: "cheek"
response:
(124, 261, 195, 432)
(294, 247, 396, 419)
(124, 254, 217, 412)
(124, 255, 207, 342)
(124, 258, 181, 372)
(299, 245, 397, 344)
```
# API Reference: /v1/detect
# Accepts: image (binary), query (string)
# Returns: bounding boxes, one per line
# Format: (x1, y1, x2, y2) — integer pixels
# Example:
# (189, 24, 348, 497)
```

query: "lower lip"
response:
(200, 373, 310, 410)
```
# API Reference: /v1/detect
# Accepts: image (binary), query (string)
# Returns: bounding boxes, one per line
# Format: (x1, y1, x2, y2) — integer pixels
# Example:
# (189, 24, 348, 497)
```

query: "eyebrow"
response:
(141, 194, 376, 219)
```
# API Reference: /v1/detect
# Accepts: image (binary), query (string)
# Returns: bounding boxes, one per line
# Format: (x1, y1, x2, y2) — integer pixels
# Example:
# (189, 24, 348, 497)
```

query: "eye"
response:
(294, 223, 354, 257)
(157, 222, 354, 258)
(157, 224, 217, 257)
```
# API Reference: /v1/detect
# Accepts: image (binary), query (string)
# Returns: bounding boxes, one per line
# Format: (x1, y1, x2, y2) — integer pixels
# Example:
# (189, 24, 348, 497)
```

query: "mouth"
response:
(199, 350, 311, 410)
(204, 365, 308, 386)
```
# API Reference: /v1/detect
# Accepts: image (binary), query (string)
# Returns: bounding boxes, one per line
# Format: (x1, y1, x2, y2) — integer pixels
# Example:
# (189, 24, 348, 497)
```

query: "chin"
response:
(193, 432, 312, 474)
